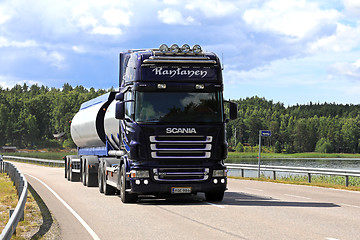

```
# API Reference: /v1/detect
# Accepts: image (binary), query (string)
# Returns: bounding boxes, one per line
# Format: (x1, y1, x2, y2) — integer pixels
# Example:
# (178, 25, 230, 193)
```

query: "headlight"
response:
(130, 170, 150, 178)
(213, 169, 227, 177)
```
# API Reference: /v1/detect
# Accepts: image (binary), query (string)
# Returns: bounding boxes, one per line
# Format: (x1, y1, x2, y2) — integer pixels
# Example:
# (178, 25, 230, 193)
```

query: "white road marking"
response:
(206, 202, 225, 208)
(284, 194, 311, 200)
(26, 174, 101, 240)
(341, 203, 360, 209)
(326, 237, 340, 240)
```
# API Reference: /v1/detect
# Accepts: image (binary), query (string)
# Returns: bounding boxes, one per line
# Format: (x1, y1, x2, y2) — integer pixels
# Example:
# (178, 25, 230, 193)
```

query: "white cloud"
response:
(0, 37, 37, 48)
(39, 51, 66, 69)
(91, 26, 122, 35)
(243, 0, 340, 38)
(309, 23, 360, 53)
(0, 7, 11, 24)
(185, 0, 239, 18)
(72, 45, 86, 53)
(103, 8, 133, 27)
(0, 75, 41, 89)
(328, 59, 360, 79)
(343, 0, 360, 16)
(158, 8, 195, 25)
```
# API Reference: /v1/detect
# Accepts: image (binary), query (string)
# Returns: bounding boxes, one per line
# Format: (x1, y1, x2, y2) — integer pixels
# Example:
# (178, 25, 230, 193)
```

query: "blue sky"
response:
(0, 0, 360, 106)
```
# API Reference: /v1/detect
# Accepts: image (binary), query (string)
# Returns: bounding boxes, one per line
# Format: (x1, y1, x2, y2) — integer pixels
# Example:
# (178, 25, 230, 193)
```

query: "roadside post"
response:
(258, 130, 271, 178)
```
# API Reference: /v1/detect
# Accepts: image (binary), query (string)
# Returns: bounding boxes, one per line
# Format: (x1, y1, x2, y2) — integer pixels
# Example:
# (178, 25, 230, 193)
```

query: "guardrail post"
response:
(308, 173, 311, 183)
(345, 176, 349, 187)
(273, 171, 276, 180)
(241, 169, 244, 178)
(9, 210, 16, 236)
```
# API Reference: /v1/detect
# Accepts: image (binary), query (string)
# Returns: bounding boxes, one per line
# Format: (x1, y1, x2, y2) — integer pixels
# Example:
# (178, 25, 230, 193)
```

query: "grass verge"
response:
(0, 173, 60, 239)
(230, 175, 360, 192)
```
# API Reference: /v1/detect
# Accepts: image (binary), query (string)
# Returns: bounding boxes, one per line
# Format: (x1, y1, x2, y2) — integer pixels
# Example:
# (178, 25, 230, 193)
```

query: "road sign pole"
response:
(258, 131, 261, 178)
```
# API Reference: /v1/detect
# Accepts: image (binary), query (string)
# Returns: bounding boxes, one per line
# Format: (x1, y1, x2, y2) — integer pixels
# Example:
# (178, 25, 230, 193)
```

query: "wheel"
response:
(120, 165, 138, 203)
(98, 163, 104, 193)
(205, 191, 224, 202)
(103, 167, 115, 195)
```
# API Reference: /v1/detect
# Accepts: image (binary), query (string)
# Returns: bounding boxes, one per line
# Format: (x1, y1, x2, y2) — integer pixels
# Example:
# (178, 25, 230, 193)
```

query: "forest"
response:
(1, 83, 360, 153)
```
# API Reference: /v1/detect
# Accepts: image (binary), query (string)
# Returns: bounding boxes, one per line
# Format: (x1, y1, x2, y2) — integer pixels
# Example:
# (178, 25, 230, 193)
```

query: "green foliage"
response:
(235, 142, 244, 152)
(0, 83, 109, 149)
(315, 138, 333, 153)
(226, 96, 360, 154)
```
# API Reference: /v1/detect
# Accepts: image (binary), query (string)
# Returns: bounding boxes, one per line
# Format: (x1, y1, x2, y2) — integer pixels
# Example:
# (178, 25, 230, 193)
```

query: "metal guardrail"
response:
(226, 163, 360, 187)
(0, 161, 28, 240)
(3, 155, 64, 167)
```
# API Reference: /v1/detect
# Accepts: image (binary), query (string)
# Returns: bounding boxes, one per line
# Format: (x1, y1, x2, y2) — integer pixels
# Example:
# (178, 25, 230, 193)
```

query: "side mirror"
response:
(115, 92, 124, 101)
(115, 102, 125, 119)
(229, 102, 238, 120)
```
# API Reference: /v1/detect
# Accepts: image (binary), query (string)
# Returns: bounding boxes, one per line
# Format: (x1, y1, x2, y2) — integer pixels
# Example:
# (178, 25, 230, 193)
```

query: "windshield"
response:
(135, 92, 223, 123)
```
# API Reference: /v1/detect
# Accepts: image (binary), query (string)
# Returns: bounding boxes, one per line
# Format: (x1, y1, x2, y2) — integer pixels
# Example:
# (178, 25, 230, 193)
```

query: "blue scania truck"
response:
(65, 44, 238, 203)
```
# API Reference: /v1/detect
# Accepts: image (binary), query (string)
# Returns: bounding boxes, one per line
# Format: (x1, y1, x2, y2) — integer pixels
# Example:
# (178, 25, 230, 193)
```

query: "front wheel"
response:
(205, 191, 224, 202)
(120, 165, 138, 203)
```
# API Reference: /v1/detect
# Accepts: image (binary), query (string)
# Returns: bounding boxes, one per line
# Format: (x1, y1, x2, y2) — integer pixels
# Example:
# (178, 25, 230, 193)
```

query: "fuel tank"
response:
(71, 92, 119, 149)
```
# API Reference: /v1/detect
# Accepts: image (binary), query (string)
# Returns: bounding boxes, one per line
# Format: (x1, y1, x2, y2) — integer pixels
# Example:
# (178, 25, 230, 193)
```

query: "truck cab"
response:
(66, 44, 237, 203)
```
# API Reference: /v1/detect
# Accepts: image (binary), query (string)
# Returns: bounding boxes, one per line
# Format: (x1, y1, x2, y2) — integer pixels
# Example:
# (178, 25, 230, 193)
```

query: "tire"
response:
(120, 165, 138, 203)
(205, 191, 224, 202)
(103, 167, 115, 195)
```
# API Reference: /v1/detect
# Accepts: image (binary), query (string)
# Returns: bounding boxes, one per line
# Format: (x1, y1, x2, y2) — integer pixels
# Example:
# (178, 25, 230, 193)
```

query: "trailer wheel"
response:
(205, 191, 224, 202)
(103, 168, 115, 195)
(120, 165, 138, 203)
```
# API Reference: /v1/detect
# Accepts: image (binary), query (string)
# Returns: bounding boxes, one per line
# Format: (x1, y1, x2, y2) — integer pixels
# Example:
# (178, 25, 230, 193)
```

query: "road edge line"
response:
(26, 174, 101, 240)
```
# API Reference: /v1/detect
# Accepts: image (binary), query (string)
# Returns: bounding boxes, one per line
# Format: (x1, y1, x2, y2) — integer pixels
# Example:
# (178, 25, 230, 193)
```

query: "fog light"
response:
(213, 179, 218, 184)
(130, 170, 150, 178)
(213, 169, 227, 177)
(195, 84, 204, 90)
(135, 180, 141, 185)
(157, 83, 166, 89)
(144, 180, 149, 185)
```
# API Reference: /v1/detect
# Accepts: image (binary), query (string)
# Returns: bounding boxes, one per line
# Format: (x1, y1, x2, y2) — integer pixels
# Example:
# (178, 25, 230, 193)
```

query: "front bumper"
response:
(129, 177, 227, 195)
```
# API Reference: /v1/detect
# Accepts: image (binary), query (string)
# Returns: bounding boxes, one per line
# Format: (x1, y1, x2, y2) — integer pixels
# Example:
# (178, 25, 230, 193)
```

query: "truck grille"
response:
(153, 168, 209, 182)
(150, 135, 212, 159)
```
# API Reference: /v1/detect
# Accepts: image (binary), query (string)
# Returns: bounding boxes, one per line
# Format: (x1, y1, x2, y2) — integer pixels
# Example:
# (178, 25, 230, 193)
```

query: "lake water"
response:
(226, 158, 360, 178)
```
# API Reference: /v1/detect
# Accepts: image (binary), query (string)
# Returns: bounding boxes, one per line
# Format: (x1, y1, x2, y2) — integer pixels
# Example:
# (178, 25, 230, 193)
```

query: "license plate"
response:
(171, 187, 192, 194)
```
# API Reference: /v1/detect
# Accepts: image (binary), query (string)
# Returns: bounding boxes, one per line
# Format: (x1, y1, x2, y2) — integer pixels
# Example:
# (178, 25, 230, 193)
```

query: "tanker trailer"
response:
(65, 44, 238, 203)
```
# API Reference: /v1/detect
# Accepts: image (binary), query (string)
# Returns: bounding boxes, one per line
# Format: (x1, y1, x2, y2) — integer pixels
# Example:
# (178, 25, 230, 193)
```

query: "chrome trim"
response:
(143, 59, 216, 64)
(149, 136, 213, 143)
(151, 152, 211, 159)
(153, 168, 209, 182)
(150, 144, 212, 151)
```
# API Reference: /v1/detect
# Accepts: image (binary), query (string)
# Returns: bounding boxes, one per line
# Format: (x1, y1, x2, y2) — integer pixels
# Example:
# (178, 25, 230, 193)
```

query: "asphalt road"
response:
(11, 161, 360, 240)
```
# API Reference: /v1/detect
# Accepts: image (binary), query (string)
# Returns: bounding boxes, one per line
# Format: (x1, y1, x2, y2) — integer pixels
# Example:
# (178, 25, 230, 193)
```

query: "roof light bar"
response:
(156, 43, 203, 55)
